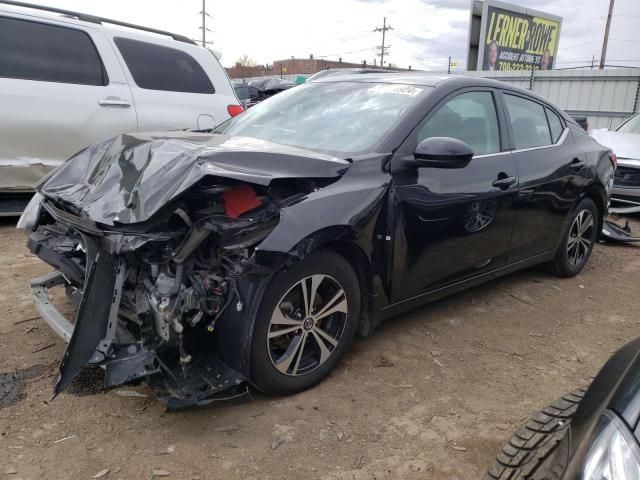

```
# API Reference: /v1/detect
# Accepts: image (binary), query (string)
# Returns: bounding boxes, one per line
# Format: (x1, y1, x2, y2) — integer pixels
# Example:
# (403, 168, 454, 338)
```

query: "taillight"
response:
(227, 104, 244, 117)
(609, 153, 617, 170)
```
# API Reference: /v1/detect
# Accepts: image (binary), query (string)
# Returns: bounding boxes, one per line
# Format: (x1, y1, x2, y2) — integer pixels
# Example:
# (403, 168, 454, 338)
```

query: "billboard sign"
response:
(476, 0, 562, 71)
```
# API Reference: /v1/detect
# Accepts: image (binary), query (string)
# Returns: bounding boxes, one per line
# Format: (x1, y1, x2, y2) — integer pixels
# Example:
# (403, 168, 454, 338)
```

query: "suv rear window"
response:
(114, 37, 214, 94)
(0, 16, 107, 86)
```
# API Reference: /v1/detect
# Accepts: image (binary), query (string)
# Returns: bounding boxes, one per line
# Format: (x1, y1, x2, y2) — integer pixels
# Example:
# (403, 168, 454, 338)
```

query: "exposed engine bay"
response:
(24, 132, 352, 408)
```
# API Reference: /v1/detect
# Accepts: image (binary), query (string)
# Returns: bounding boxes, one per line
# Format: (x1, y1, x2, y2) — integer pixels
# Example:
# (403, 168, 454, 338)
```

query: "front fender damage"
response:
(25, 132, 403, 409)
(29, 175, 347, 408)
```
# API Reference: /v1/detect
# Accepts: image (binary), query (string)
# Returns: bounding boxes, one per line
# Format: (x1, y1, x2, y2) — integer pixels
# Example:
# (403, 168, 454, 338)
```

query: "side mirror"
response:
(414, 137, 473, 168)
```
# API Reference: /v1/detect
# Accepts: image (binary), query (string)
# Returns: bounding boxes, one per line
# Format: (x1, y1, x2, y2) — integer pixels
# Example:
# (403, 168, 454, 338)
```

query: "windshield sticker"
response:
(369, 84, 423, 96)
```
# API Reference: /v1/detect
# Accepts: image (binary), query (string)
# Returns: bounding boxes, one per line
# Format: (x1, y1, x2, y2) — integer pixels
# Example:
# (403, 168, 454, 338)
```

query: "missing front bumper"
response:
(29, 267, 249, 409)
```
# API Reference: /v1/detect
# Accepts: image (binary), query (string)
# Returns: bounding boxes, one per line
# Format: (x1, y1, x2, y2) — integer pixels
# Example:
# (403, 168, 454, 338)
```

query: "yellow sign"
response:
(482, 4, 560, 71)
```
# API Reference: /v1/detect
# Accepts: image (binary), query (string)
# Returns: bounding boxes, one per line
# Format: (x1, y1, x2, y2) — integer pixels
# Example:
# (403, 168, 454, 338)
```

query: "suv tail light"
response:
(227, 104, 244, 117)
(609, 153, 617, 170)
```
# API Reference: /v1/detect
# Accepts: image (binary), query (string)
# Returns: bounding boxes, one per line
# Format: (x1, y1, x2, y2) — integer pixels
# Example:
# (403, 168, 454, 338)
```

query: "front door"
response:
(390, 89, 518, 303)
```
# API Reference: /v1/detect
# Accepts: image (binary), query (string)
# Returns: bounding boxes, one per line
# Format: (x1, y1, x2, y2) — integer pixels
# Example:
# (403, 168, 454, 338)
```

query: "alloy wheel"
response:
(267, 274, 348, 376)
(567, 209, 594, 267)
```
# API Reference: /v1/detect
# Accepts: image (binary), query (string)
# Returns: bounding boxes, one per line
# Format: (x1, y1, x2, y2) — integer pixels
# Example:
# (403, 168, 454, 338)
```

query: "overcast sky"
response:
(15, 0, 640, 70)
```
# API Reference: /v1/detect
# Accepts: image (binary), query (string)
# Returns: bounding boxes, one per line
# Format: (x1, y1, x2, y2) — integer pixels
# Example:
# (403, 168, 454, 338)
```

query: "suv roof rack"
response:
(0, 0, 197, 44)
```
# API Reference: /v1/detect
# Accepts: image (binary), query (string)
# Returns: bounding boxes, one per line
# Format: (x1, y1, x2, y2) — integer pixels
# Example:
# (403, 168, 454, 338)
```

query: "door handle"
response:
(492, 174, 517, 190)
(99, 98, 131, 108)
(569, 158, 586, 169)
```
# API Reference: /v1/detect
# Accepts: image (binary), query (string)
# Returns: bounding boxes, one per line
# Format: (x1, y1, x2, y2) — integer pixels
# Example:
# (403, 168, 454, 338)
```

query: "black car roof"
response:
(311, 72, 524, 90)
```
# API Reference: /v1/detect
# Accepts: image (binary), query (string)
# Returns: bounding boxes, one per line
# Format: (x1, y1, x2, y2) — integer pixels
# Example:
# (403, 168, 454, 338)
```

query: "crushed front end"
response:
(22, 132, 349, 408)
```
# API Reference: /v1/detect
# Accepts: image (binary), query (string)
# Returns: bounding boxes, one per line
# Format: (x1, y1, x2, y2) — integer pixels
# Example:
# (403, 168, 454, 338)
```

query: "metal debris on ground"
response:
(601, 219, 640, 243)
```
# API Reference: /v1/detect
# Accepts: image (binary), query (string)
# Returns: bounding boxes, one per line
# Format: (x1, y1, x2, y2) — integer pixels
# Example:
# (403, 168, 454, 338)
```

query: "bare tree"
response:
(236, 54, 257, 67)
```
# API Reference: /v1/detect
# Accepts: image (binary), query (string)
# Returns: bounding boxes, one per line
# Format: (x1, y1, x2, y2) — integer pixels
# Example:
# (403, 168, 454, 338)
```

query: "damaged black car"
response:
(19, 74, 615, 408)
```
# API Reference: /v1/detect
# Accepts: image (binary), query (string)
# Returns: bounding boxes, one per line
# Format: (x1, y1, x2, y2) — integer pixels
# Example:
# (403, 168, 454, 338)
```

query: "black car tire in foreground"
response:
(485, 388, 587, 480)
(249, 250, 361, 395)
(486, 337, 640, 479)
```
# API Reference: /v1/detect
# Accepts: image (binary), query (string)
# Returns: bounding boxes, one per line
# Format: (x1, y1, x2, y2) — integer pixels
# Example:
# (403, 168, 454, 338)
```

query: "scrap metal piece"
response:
(29, 271, 74, 343)
(54, 241, 126, 396)
(601, 219, 640, 243)
(104, 343, 160, 387)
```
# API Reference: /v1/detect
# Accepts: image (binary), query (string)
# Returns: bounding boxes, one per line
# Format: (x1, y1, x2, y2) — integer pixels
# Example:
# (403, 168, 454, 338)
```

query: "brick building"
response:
(226, 56, 411, 80)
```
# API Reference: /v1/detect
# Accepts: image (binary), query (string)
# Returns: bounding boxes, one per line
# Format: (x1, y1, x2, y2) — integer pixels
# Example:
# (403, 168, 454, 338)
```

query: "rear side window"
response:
(114, 37, 214, 94)
(545, 107, 564, 143)
(504, 94, 552, 149)
(417, 91, 500, 155)
(0, 16, 107, 86)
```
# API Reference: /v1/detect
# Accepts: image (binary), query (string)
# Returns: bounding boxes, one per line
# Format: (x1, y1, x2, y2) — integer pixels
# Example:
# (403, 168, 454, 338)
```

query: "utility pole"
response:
(201, 0, 206, 47)
(599, 0, 615, 69)
(448, 56, 451, 74)
(199, 0, 213, 47)
(374, 17, 392, 68)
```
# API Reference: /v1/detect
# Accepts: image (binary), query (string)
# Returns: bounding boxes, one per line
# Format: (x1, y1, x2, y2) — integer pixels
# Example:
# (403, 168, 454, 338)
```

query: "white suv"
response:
(0, 1, 242, 214)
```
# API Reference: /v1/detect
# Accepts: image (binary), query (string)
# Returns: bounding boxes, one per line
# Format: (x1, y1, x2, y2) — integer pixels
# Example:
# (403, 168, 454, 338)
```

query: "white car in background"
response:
(0, 1, 242, 215)
(591, 113, 640, 213)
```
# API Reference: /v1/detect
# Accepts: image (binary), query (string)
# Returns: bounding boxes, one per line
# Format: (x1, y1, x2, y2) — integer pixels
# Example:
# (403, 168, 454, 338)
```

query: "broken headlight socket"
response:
(16, 192, 44, 232)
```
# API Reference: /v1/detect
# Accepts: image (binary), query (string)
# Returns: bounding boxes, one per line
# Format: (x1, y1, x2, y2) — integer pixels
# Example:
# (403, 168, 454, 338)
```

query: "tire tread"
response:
(484, 387, 587, 480)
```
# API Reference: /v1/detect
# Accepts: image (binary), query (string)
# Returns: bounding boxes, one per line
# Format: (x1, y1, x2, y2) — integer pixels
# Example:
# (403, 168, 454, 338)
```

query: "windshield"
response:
(213, 81, 428, 155)
(617, 114, 640, 135)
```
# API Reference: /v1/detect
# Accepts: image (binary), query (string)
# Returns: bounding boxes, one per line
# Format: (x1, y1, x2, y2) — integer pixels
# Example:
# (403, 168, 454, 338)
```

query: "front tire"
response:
(549, 197, 599, 277)
(249, 250, 360, 396)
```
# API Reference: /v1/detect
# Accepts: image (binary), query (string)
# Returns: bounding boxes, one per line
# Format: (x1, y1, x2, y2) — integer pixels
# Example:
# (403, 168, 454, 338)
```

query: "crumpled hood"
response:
(38, 131, 350, 225)
(591, 129, 640, 160)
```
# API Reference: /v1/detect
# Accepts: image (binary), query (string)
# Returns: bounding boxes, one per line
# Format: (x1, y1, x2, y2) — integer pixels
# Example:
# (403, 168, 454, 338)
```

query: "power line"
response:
(315, 47, 375, 59)
(392, 30, 449, 48)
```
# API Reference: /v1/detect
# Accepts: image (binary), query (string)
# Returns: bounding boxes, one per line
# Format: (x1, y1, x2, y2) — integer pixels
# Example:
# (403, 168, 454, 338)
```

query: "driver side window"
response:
(416, 91, 500, 156)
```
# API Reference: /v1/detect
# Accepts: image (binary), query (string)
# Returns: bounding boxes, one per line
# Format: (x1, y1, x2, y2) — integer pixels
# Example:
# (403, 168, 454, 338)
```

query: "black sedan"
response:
(486, 337, 640, 479)
(19, 73, 615, 408)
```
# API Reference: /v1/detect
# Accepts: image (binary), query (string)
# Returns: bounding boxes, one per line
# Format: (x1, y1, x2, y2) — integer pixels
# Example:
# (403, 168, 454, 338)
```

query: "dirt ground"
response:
(1, 216, 639, 480)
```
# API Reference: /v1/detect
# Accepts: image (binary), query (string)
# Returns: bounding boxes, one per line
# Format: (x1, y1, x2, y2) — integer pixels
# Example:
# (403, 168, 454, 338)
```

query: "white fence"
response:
(459, 68, 640, 129)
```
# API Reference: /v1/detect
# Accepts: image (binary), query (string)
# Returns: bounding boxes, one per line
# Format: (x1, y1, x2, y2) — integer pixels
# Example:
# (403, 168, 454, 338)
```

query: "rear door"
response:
(111, 36, 234, 131)
(0, 15, 137, 191)
(501, 92, 586, 262)
(390, 89, 518, 302)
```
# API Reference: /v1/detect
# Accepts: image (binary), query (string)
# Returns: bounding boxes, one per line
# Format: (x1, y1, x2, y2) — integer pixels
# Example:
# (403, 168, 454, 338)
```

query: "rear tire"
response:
(549, 198, 599, 277)
(484, 388, 586, 480)
(249, 250, 360, 396)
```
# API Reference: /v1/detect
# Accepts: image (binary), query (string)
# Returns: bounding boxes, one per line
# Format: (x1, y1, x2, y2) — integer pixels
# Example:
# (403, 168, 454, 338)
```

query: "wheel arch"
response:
(581, 181, 607, 235)
(320, 240, 374, 337)
(272, 225, 376, 337)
